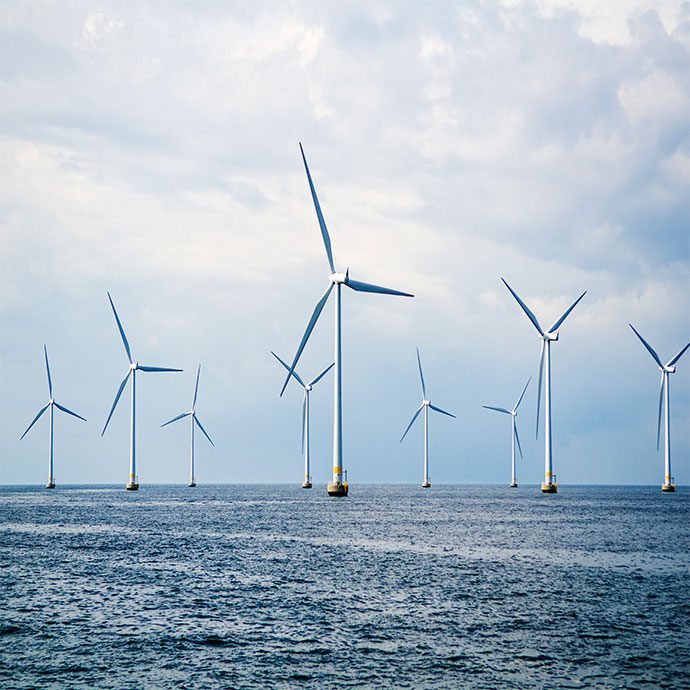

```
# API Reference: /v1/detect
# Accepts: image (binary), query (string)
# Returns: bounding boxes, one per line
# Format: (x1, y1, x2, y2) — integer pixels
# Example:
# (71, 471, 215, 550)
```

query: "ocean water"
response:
(0, 484, 688, 689)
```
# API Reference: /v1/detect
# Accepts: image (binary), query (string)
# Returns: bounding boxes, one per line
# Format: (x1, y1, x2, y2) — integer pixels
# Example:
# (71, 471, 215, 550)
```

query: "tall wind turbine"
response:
(102, 292, 182, 491)
(482, 376, 531, 488)
(161, 364, 214, 487)
(502, 279, 586, 493)
(400, 348, 455, 488)
(279, 143, 414, 497)
(20, 345, 86, 488)
(629, 324, 689, 492)
(272, 352, 334, 488)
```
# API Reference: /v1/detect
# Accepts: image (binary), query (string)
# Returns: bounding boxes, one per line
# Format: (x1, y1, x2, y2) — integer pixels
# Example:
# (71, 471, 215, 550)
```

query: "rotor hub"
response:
(330, 271, 347, 285)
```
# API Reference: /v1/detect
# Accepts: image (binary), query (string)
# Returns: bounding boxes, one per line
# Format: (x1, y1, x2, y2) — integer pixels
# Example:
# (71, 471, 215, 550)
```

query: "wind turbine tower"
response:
(629, 324, 689, 492)
(161, 364, 215, 487)
(502, 279, 586, 493)
(272, 352, 334, 488)
(279, 143, 414, 496)
(102, 292, 182, 490)
(20, 345, 86, 488)
(400, 348, 455, 488)
(482, 377, 531, 487)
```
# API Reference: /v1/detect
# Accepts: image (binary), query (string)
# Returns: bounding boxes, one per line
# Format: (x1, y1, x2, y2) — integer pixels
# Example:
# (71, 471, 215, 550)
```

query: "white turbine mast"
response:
(161, 364, 215, 487)
(279, 143, 414, 497)
(20, 345, 86, 488)
(400, 348, 455, 488)
(502, 279, 586, 493)
(101, 292, 182, 491)
(272, 352, 334, 488)
(482, 376, 531, 488)
(629, 324, 689, 493)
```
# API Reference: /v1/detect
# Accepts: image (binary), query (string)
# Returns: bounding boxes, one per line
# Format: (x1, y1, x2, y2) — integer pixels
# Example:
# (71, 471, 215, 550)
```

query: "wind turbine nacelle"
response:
(305, 384, 313, 391)
(330, 272, 347, 284)
(664, 365, 676, 374)
(545, 331, 559, 341)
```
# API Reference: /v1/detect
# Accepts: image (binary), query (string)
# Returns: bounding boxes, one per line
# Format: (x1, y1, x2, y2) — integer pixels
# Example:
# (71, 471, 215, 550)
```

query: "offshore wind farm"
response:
(1, 2, 689, 689)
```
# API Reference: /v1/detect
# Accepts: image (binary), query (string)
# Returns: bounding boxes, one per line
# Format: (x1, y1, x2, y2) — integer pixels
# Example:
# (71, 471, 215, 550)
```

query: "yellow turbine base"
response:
(541, 483, 558, 493)
(126, 482, 139, 491)
(327, 482, 348, 497)
(662, 484, 676, 493)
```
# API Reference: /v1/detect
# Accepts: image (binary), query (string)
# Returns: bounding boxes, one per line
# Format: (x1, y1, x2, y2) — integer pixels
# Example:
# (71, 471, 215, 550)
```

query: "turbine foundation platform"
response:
(541, 483, 557, 493)
(422, 481, 431, 488)
(188, 482, 196, 488)
(510, 482, 518, 488)
(126, 482, 139, 491)
(302, 481, 312, 489)
(46, 482, 55, 489)
(327, 482, 348, 497)
(662, 483, 676, 492)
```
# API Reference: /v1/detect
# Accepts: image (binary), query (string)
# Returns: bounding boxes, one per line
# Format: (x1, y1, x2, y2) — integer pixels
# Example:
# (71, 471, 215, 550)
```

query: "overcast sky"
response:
(1, 0, 688, 487)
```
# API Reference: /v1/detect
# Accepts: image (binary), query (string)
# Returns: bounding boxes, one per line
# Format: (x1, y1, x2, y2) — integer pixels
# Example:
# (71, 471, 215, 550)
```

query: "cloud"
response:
(1, 0, 688, 486)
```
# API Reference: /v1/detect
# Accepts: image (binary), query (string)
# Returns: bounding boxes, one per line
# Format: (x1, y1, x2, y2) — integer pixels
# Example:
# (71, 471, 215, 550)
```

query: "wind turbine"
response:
(161, 364, 214, 487)
(629, 324, 689, 492)
(482, 377, 531, 488)
(400, 348, 455, 488)
(279, 143, 414, 497)
(101, 292, 182, 491)
(20, 345, 86, 488)
(272, 352, 334, 488)
(502, 279, 586, 493)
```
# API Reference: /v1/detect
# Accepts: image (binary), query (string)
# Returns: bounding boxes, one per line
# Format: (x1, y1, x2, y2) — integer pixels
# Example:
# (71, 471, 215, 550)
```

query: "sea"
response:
(0, 484, 688, 689)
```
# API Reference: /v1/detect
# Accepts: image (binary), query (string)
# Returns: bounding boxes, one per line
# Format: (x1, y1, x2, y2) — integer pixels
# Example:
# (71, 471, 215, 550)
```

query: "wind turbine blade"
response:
(513, 376, 532, 413)
(657, 373, 664, 451)
(416, 348, 426, 398)
(629, 324, 663, 368)
(161, 412, 190, 428)
(429, 403, 456, 418)
(193, 364, 201, 408)
(101, 371, 131, 436)
(667, 341, 690, 367)
(271, 351, 306, 388)
(44, 345, 52, 398)
(515, 422, 524, 460)
(280, 283, 334, 396)
(501, 278, 543, 335)
(138, 365, 183, 373)
(536, 340, 545, 439)
(547, 290, 587, 333)
(345, 278, 413, 297)
(107, 292, 132, 364)
(20, 404, 50, 440)
(482, 405, 511, 415)
(299, 142, 335, 273)
(194, 415, 215, 446)
(301, 393, 306, 455)
(309, 362, 335, 387)
(400, 405, 424, 443)
(54, 402, 86, 422)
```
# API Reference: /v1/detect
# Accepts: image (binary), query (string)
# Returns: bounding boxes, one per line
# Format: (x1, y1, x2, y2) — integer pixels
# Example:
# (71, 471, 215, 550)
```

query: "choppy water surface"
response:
(1, 484, 688, 689)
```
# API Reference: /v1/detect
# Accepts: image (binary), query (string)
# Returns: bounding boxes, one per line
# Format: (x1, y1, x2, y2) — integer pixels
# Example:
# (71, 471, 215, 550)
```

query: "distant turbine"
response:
(400, 348, 455, 488)
(280, 143, 414, 497)
(161, 364, 214, 487)
(629, 324, 689, 493)
(272, 352, 334, 488)
(102, 292, 182, 491)
(482, 377, 531, 488)
(20, 345, 86, 489)
(502, 279, 587, 493)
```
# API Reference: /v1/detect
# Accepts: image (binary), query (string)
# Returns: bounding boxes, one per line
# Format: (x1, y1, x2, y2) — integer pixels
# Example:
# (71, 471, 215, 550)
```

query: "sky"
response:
(1, 0, 688, 487)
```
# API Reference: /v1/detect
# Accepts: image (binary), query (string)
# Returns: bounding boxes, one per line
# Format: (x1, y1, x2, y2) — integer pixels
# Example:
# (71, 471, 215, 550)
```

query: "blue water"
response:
(1, 484, 688, 688)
